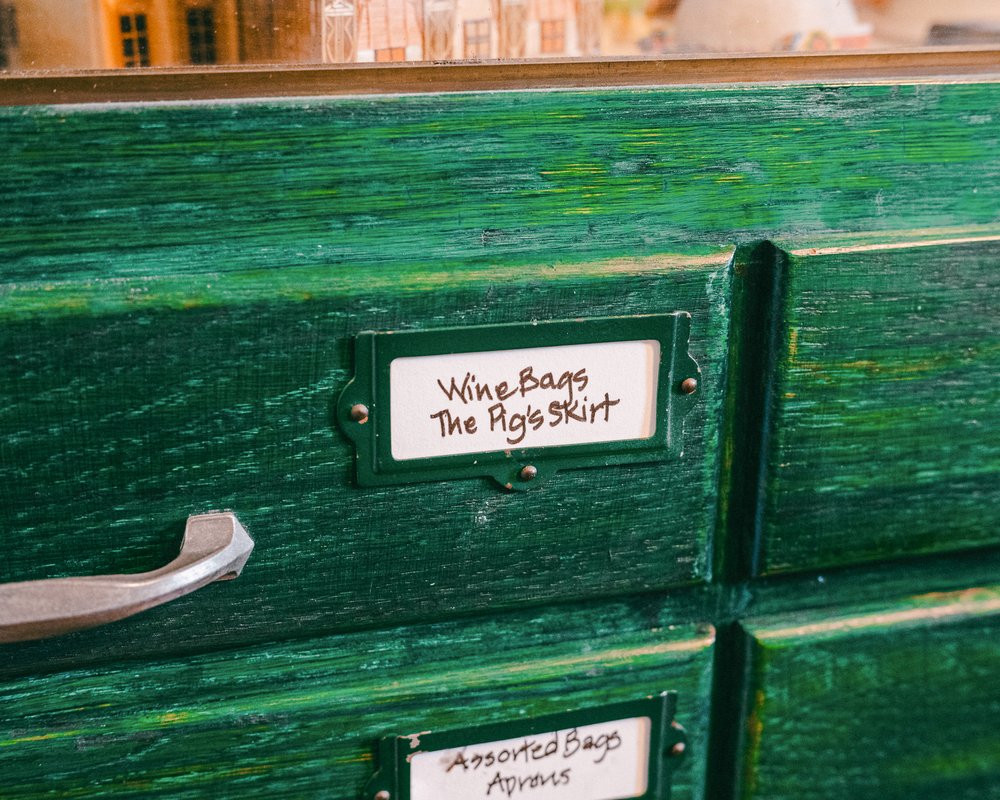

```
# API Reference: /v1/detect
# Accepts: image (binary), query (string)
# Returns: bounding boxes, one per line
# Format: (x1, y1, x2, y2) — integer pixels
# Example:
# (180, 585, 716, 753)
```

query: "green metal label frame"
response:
(365, 693, 686, 800)
(337, 314, 699, 490)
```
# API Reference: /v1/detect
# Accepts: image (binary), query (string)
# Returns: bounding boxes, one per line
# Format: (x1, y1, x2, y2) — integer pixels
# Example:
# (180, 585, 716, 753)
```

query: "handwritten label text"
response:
(390, 341, 660, 461)
(409, 717, 651, 800)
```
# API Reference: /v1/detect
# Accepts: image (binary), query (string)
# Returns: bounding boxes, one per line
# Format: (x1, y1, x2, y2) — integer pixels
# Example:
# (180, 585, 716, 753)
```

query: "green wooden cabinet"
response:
(1, 55, 998, 798)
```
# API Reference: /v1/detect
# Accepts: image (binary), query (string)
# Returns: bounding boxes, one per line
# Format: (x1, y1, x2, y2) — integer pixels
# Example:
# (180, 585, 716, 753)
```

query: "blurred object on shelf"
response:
(2, 0, 1000, 72)
(672, 0, 871, 53)
(927, 22, 1000, 46)
(856, 0, 1000, 46)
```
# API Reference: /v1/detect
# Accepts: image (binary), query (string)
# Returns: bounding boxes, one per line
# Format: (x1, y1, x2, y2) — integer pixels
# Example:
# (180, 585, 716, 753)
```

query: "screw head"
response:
(679, 378, 698, 395)
(519, 465, 538, 482)
(374, 792, 391, 800)
(669, 741, 686, 757)
(350, 403, 370, 424)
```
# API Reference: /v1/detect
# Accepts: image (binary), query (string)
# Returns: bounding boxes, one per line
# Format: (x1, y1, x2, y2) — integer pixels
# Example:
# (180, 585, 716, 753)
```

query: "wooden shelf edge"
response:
(2, 48, 999, 106)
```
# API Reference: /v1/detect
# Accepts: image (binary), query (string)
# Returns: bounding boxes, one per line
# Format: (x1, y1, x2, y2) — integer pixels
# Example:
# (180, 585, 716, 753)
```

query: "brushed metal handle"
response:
(0, 512, 253, 644)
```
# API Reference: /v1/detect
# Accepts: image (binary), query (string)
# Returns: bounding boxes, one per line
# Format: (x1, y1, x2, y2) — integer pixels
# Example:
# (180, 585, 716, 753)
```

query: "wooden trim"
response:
(1, 47, 999, 105)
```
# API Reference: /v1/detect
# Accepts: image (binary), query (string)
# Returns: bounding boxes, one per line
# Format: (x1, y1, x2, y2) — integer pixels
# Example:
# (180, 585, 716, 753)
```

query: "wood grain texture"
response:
(0, 597, 716, 799)
(0, 254, 729, 676)
(2, 82, 999, 297)
(713, 242, 790, 584)
(0, 84, 996, 640)
(741, 583, 1000, 799)
(761, 239, 1000, 574)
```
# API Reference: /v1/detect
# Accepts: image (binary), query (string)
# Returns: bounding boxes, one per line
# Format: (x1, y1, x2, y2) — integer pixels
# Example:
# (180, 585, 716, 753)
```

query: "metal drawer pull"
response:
(0, 512, 253, 644)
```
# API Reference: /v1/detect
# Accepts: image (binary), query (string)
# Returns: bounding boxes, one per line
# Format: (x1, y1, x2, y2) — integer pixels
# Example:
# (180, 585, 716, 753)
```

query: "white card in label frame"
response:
(408, 716, 652, 800)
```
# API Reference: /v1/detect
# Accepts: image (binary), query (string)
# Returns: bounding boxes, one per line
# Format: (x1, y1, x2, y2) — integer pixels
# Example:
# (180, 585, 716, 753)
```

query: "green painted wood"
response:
(761, 239, 1000, 574)
(740, 582, 1000, 799)
(750, 544, 1000, 622)
(2, 83, 998, 304)
(0, 252, 730, 676)
(713, 241, 790, 584)
(1, 76, 1000, 798)
(0, 597, 716, 799)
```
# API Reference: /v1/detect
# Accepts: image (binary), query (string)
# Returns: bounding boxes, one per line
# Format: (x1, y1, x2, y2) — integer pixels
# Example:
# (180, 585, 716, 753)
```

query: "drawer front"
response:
(0, 599, 715, 799)
(0, 253, 729, 671)
(741, 580, 1000, 799)
(760, 239, 1000, 575)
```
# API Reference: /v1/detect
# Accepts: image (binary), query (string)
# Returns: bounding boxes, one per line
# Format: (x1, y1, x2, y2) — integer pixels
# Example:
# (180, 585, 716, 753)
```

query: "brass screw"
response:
(350, 404, 370, 424)
(374, 792, 391, 800)
(679, 378, 698, 395)
(519, 465, 538, 481)
(669, 742, 686, 757)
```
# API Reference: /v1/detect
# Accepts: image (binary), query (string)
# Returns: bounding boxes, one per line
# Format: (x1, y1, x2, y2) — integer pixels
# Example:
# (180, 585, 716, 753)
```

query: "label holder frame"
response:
(364, 693, 687, 800)
(337, 314, 700, 490)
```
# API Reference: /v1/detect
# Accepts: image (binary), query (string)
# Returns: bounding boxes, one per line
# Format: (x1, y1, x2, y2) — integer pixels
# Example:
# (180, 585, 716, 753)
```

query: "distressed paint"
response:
(0, 256, 729, 676)
(2, 83, 999, 291)
(0, 597, 716, 799)
(0, 74, 998, 799)
(762, 238, 1000, 573)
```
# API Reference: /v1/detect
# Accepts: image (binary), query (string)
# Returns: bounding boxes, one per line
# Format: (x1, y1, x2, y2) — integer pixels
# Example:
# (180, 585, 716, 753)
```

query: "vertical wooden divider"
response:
(705, 240, 791, 799)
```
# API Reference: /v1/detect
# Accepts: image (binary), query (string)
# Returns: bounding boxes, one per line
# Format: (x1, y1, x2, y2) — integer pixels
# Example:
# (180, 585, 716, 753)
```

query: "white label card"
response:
(409, 716, 651, 800)
(389, 340, 660, 461)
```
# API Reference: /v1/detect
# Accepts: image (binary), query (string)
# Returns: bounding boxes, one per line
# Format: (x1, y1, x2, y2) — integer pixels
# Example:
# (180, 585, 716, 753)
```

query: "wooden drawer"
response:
(0, 598, 715, 799)
(760, 239, 1000, 575)
(739, 564, 1000, 798)
(0, 251, 730, 670)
